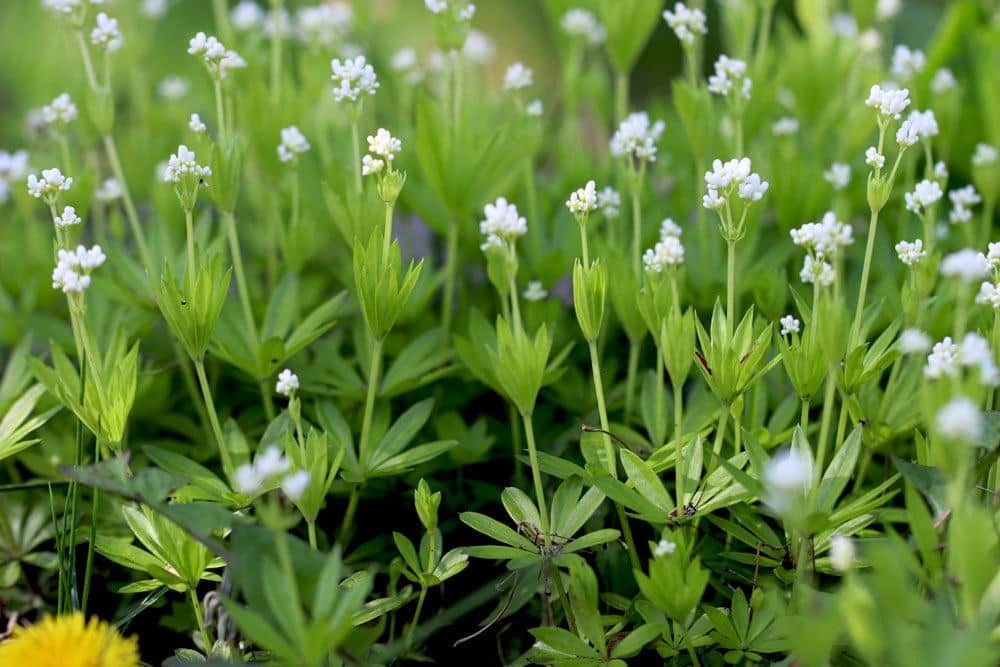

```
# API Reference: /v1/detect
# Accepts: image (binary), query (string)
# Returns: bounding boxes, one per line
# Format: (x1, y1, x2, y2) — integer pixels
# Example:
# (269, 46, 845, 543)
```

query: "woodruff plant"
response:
(0, 1, 999, 666)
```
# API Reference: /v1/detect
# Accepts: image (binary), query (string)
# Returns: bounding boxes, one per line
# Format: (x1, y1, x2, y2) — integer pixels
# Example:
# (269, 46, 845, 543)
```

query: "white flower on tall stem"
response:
(275, 368, 300, 396)
(895, 118, 919, 148)
(560, 9, 606, 45)
(142, 0, 169, 19)
(779, 315, 800, 336)
(231, 1, 264, 30)
(503, 62, 533, 91)
(894, 239, 926, 266)
(772, 117, 798, 136)
(566, 180, 598, 217)
(0, 150, 29, 184)
(188, 113, 206, 133)
(904, 180, 943, 215)
(463, 30, 495, 63)
(158, 76, 190, 100)
(27, 168, 73, 201)
(898, 328, 931, 354)
(976, 281, 1000, 309)
(823, 163, 851, 190)
(865, 147, 885, 170)
(610, 112, 665, 163)
(52, 245, 106, 293)
(41, 93, 78, 129)
(891, 45, 925, 81)
(278, 126, 311, 163)
(940, 249, 990, 283)
(90, 12, 123, 52)
(800, 255, 835, 286)
(425, 0, 476, 21)
(391, 48, 424, 86)
(331, 55, 379, 102)
(480, 197, 526, 243)
(660, 218, 682, 239)
(708, 55, 751, 99)
(703, 157, 768, 241)
(163, 145, 211, 183)
(865, 85, 910, 121)
(525, 100, 543, 117)
(643, 236, 685, 273)
(188, 32, 246, 80)
(53, 205, 81, 228)
(949, 185, 981, 224)
(935, 396, 983, 443)
(663, 2, 706, 45)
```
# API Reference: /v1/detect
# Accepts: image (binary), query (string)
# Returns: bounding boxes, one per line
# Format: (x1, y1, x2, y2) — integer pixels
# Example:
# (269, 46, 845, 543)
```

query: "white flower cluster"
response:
(707, 55, 751, 99)
(643, 226, 685, 272)
(277, 126, 310, 163)
(865, 146, 885, 170)
(949, 185, 981, 224)
(188, 32, 246, 80)
(790, 211, 854, 260)
(479, 197, 526, 249)
(864, 85, 911, 121)
(297, 3, 353, 46)
(904, 179, 943, 215)
(610, 112, 665, 163)
(663, 2, 706, 45)
(425, 0, 476, 21)
(940, 248, 990, 283)
(163, 145, 211, 184)
(925, 334, 999, 385)
(597, 187, 620, 219)
(27, 168, 73, 199)
(362, 128, 401, 176)
(898, 328, 931, 354)
(566, 180, 597, 216)
(188, 113, 206, 133)
(931, 68, 957, 95)
(973, 143, 998, 166)
(702, 157, 769, 212)
(53, 205, 81, 228)
(935, 396, 983, 443)
(561, 8, 606, 45)
(891, 45, 925, 81)
(158, 76, 190, 100)
(823, 162, 851, 190)
(503, 62, 533, 91)
(143, 0, 168, 19)
(894, 239, 926, 266)
(91, 12, 123, 53)
(331, 55, 379, 102)
(906, 109, 938, 140)
(234, 445, 310, 499)
(42, 93, 78, 129)
(779, 315, 801, 336)
(976, 244, 1000, 308)
(95, 178, 122, 201)
(390, 48, 424, 86)
(800, 255, 835, 286)
(772, 117, 799, 136)
(523, 281, 548, 302)
(764, 448, 812, 514)
(275, 368, 300, 396)
(52, 245, 106, 294)
(654, 538, 677, 557)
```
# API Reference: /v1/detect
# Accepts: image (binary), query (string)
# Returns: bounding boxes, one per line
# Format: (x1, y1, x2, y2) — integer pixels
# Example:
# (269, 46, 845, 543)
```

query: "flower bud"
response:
(573, 258, 607, 342)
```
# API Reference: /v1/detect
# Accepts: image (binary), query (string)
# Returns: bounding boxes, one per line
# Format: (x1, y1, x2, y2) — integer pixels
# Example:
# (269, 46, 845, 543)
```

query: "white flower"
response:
(27, 168, 73, 198)
(895, 119, 919, 148)
(366, 128, 401, 161)
(829, 536, 856, 572)
(780, 315, 801, 336)
(51, 245, 105, 293)
(610, 112, 665, 162)
(895, 239, 926, 266)
(297, 4, 353, 46)
(463, 29, 495, 64)
(764, 448, 812, 512)
(891, 45, 925, 81)
(42, 0, 83, 15)
(823, 163, 851, 190)
(479, 234, 504, 252)
(772, 117, 798, 136)
(830, 12, 858, 38)
(951, 204, 973, 224)
(906, 109, 938, 140)
(143, 0, 169, 19)
(738, 173, 769, 201)
(865, 84, 910, 120)
(525, 100, 544, 117)
(976, 282, 1000, 309)
(931, 68, 957, 95)
(597, 187, 620, 218)
(95, 178, 122, 201)
(899, 328, 932, 354)
(934, 161, 948, 180)
(935, 397, 983, 443)
(988, 242, 1000, 269)
(705, 157, 751, 189)
(480, 197, 526, 241)
(0, 150, 29, 183)
(859, 28, 882, 53)
(950, 185, 982, 208)
(523, 281, 548, 301)
(234, 463, 260, 494)
(788, 212, 854, 258)
(702, 189, 724, 210)
(561, 9, 606, 45)
(331, 55, 379, 102)
(231, 1, 264, 30)
(643, 236, 685, 272)
(361, 154, 384, 176)
(163, 145, 211, 183)
(281, 470, 310, 500)
(660, 218, 682, 239)
(188, 32, 246, 79)
(940, 249, 990, 283)
(707, 55, 751, 99)
(278, 126, 311, 162)
(188, 113, 206, 133)
(973, 143, 998, 166)
(504, 62, 533, 90)
(925, 337, 960, 379)
(91, 13, 123, 53)
(255, 445, 291, 479)
(275, 368, 300, 396)
(865, 147, 885, 170)
(41, 93, 78, 127)
(566, 180, 598, 216)
(53, 205, 81, 228)
(425, 0, 447, 13)
(158, 76, 190, 100)
(876, 0, 901, 20)
(800, 255, 835, 286)
(959, 333, 999, 384)
(904, 180, 943, 215)
(391, 48, 423, 85)
(663, 2, 707, 45)
(653, 538, 677, 557)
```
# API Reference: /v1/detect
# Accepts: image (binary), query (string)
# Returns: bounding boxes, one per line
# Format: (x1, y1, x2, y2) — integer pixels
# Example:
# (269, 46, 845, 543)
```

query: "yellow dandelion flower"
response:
(0, 613, 139, 667)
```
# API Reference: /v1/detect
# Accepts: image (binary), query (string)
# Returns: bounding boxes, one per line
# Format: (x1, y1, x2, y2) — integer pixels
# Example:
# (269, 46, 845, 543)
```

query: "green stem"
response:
(358, 338, 384, 467)
(711, 408, 728, 463)
(814, 371, 836, 486)
(833, 394, 849, 455)
(57, 134, 72, 175)
(520, 412, 549, 537)
(405, 586, 428, 652)
(213, 79, 227, 146)
(588, 341, 617, 476)
(442, 221, 459, 333)
(223, 211, 258, 341)
(212, 0, 234, 42)
(509, 402, 524, 486)
(727, 239, 737, 333)
(578, 223, 590, 267)
(339, 486, 360, 545)
(800, 398, 810, 434)
(184, 207, 196, 291)
(382, 202, 394, 264)
(509, 271, 523, 332)
(850, 208, 880, 345)
(307, 520, 317, 550)
(188, 587, 215, 650)
(630, 165, 644, 278)
(193, 359, 234, 475)
(549, 566, 578, 634)
(79, 440, 100, 615)
(674, 382, 685, 505)
(624, 340, 640, 422)
(351, 119, 363, 198)
(614, 70, 628, 126)
(103, 134, 153, 273)
(74, 30, 99, 90)
(655, 350, 665, 445)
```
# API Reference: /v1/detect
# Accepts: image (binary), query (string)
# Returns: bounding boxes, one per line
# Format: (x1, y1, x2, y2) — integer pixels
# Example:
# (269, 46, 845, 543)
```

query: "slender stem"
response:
(66, 356, 86, 612)
(520, 412, 549, 537)
(509, 272, 522, 332)
(850, 208, 880, 345)
(339, 486, 360, 545)
(74, 31, 99, 90)
(79, 439, 100, 615)
(800, 398, 810, 434)
(382, 203, 394, 264)
(754, 1, 775, 66)
(188, 587, 215, 650)
(508, 402, 524, 485)
(814, 371, 836, 486)
(307, 520, 317, 550)
(358, 338, 384, 467)
(630, 166, 644, 278)
(549, 567, 578, 634)
(833, 394, 849, 454)
(223, 212, 260, 340)
(442, 221, 459, 333)
(405, 586, 428, 652)
(624, 340, 640, 422)
(194, 359, 234, 475)
(614, 70, 628, 126)
(674, 382, 685, 505)
(726, 240, 737, 333)
(578, 223, 590, 267)
(103, 134, 153, 272)
(654, 350, 665, 445)
(711, 408, 728, 462)
(351, 119, 363, 197)
(57, 134, 72, 174)
(213, 79, 227, 146)
(588, 342, 617, 477)
(184, 208, 196, 289)
(684, 47, 698, 87)
(212, 0, 234, 42)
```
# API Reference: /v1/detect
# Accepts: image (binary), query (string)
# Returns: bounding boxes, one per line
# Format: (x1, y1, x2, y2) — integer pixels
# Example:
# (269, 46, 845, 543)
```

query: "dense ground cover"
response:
(0, 0, 998, 665)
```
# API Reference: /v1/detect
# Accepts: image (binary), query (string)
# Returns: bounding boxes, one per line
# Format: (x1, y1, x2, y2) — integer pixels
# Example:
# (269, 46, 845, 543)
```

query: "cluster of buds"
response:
(52, 244, 106, 294)
(863, 85, 914, 212)
(643, 219, 686, 273)
(331, 55, 379, 104)
(924, 333, 999, 386)
(277, 126, 310, 163)
(707, 55, 751, 101)
(560, 8, 606, 46)
(187, 32, 246, 80)
(790, 211, 854, 286)
(610, 112, 665, 169)
(424, 0, 476, 51)
(702, 157, 769, 242)
(362, 128, 405, 204)
(233, 445, 310, 500)
(27, 167, 73, 205)
(162, 144, 211, 210)
(663, 2, 706, 46)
